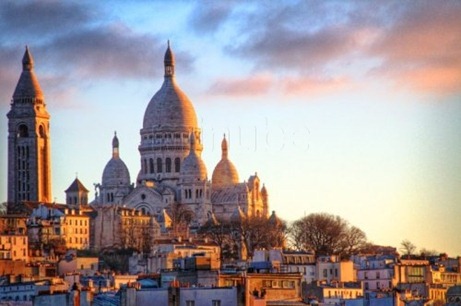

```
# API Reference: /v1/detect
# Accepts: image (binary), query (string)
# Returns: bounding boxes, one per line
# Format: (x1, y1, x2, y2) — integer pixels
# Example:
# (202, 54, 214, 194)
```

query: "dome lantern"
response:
(112, 131, 119, 158)
(164, 40, 175, 77)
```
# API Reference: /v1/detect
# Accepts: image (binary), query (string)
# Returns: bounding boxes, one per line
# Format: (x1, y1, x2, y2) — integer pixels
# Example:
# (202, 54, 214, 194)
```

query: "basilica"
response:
(93, 43, 269, 225)
(7, 43, 269, 230)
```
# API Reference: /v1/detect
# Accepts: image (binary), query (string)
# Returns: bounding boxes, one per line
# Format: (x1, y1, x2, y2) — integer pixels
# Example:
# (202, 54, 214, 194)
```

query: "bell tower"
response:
(7, 47, 52, 204)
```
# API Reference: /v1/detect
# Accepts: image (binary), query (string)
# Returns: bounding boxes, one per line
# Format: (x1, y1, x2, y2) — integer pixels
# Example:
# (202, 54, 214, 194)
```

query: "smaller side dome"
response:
(212, 135, 239, 189)
(102, 132, 131, 187)
(180, 133, 208, 181)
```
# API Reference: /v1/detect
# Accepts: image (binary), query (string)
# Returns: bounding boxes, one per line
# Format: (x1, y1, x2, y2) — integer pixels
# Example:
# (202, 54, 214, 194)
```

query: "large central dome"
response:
(142, 43, 198, 131)
(138, 42, 202, 185)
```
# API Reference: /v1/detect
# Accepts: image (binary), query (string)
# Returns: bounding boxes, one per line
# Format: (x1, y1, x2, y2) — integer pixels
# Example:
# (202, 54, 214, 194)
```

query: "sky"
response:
(0, 0, 460, 256)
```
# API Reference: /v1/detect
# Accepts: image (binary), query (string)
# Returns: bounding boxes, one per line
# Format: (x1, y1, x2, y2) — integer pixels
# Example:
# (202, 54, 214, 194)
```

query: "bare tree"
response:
(168, 202, 194, 237)
(289, 213, 367, 257)
(231, 215, 287, 259)
(198, 219, 237, 261)
(198, 213, 287, 261)
(400, 239, 416, 258)
(419, 247, 438, 259)
(340, 226, 368, 257)
(120, 216, 154, 252)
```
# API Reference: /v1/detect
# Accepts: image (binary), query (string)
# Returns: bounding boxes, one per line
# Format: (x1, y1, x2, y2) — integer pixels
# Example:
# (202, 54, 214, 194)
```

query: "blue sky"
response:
(1, 0, 460, 256)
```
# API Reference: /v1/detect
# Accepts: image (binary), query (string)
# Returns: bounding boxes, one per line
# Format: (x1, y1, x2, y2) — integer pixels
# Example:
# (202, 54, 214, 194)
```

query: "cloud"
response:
(367, 1, 461, 94)
(222, 1, 362, 72)
(282, 76, 350, 95)
(0, 1, 93, 43)
(0, 46, 23, 107)
(188, 1, 235, 34)
(204, 0, 461, 96)
(208, 74, 273, 96)
(0, 1, 195, 108)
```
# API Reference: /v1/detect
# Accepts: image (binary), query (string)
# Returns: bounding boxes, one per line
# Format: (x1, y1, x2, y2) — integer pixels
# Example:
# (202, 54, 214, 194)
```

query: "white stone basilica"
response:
(93, 43, 269, 226)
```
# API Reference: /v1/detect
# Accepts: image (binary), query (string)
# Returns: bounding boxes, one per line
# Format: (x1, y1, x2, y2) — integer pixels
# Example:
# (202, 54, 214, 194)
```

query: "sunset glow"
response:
(1, 1, 460, 256)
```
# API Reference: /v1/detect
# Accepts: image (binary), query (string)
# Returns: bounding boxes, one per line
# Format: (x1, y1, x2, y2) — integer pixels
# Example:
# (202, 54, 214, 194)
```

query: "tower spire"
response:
(7, 47, 51, 204)
(12, 46, 44, 103)
(22, 46, 34, 71)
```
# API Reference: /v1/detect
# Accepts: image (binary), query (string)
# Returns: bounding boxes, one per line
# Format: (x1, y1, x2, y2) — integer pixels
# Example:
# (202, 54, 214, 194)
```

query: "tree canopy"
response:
(288, 212, 367, 257)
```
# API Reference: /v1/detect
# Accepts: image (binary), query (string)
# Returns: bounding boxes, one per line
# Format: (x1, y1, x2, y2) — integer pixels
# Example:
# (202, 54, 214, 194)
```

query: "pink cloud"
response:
(282, 76, 351, 95)
(208, 74, 273, 96)
(368, 2, 461, 94)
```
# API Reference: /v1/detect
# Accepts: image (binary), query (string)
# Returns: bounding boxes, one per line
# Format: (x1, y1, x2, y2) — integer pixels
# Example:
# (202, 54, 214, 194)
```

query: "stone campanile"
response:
(7, 47, 52, 204)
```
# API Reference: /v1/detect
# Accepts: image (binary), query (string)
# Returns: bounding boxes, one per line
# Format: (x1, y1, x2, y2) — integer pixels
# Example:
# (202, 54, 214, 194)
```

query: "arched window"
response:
(17, 124, 28, 137)
(175, 158, 180, 172)
(166, 158, 172, 173)
(157, 158, 163, 173)
(143, 159, 148, 174)
(149, 158, 154, 173)
(38, 125, 45, 138)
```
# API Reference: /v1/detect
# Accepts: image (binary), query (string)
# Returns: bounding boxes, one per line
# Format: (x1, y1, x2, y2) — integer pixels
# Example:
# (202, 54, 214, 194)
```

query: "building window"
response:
(186, 301, 195, 306)
(166, 158, 171, 173)
(157, 158, 163, 173)
(212, 300, 221, 306)
(175, 158, 180, 172)
(17, 124, 28, 138)
(149, 158, 154, 173)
